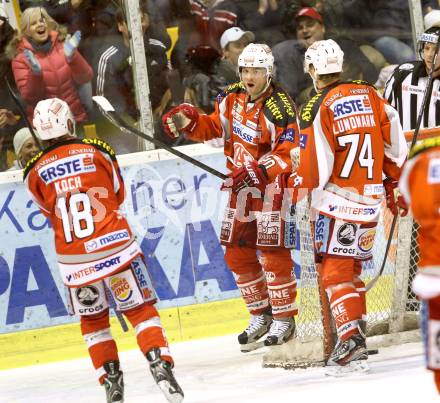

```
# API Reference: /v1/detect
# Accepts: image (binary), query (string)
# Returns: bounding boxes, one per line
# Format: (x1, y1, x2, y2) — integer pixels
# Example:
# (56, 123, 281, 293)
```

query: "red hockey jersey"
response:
(293, 80, 407, 222)
(400, 137, 440, 269)
(24, 138, 141, 287)
(187, 81, 299, 182)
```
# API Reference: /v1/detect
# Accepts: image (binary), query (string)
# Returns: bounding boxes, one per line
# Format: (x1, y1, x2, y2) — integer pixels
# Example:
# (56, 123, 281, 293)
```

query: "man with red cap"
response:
(273, 7, 378, 104)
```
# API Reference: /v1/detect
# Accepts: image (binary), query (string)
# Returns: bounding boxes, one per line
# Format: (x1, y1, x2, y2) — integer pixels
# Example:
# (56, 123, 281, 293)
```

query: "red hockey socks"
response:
(329, 285, 363, 341)
(124, 303, 173, 365)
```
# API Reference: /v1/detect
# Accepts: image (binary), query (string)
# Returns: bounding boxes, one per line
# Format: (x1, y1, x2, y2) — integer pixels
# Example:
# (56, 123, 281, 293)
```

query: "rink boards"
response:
(0, 144, 394, 370)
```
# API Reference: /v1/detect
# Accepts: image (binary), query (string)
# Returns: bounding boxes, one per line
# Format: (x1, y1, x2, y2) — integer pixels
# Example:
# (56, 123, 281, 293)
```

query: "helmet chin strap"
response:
(308, 70, 321, 92)
(254, 75, 272, 99)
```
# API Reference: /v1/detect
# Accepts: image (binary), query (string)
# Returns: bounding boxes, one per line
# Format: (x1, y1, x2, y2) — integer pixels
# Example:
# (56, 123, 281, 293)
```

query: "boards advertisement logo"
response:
(110, 276, 133, 303)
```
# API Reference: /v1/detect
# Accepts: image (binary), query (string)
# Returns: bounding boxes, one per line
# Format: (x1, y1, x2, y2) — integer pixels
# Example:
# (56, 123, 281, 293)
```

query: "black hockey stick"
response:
(366, 31, 440, 292)
(5, 77, 43, 150)
(92, 96, 228, 180)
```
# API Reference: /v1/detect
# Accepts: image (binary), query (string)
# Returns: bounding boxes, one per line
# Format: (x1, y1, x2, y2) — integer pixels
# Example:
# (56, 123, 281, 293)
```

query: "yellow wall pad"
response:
(0, 281, 392, 371)
(0, 298, 249, 371)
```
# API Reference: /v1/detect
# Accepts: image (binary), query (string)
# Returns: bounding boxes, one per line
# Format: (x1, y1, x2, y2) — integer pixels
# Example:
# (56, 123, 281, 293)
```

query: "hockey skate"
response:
(238, 310, 273, 352)
(264, 317, 295, 346)
(103, 361, 124, 403)
(325, 333, 369, 377)
(146, 348, 184, 403)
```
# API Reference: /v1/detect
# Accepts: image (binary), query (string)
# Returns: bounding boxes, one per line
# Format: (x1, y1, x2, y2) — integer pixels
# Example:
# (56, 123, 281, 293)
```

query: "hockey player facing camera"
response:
(24, 98, 183, 403)
(279, 39, 408, 370)
(162, 43, 299, 351)
(400, 136, 440, 393)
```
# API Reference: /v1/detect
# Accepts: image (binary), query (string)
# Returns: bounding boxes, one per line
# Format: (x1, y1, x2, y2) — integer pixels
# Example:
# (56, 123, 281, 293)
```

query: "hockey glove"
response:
(64, 30, 81, 61)
(222, 160, 268, 193)
(162, 103, 199, 139)
(24, 49, 41, 74)
(383, 178, 409, 217)
(270, 171, 293, 209)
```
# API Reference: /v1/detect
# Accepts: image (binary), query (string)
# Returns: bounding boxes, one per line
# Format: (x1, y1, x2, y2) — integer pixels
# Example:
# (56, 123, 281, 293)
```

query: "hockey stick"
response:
(5, 77, 43, 150)
(92, 96, 228, 180)
(104, 284, 129, 332)
(366, 31, 440, 292)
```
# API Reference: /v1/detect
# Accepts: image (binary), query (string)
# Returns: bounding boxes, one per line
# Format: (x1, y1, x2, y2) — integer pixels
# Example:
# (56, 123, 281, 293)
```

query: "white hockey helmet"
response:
(304, 39, 344, 75)
(238, 43, 274, 76)
(33, 98, 76, 140)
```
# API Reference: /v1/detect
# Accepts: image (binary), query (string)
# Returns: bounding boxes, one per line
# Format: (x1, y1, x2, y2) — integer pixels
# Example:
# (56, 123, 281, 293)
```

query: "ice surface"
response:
(0, 335, 437, 403)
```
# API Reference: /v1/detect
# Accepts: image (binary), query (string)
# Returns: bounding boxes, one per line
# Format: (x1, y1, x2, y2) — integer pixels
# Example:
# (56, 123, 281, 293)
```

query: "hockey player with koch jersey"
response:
(24, 98, 183, 403)
(400, 136, 440, 393)
(279, 39, 408, 371)
(162, 43, 299, 351)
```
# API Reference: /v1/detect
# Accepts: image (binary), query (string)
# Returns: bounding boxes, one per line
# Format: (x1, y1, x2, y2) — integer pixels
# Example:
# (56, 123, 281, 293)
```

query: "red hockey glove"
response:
(271, 171, 293, 210)
(162, 103, 199, 138)
(221, 160, 268, 193)
(383, 178, 409, 217)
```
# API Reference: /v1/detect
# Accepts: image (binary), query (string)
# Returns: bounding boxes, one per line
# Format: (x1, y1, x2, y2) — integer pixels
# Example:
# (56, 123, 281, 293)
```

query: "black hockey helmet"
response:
(418, 26, 440, 60)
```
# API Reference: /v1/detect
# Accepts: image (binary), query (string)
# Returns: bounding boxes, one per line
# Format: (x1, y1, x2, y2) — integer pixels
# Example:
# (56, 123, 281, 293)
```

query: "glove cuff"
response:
(257, 164, 268, 179)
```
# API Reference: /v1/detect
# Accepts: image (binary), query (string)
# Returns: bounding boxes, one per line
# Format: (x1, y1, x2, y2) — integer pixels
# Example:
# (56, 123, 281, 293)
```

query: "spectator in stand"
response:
(8, 7, 93, 132)
(92, 6, 169, 153)
(0, 6, 24, 172)
(171, 0, 242, 77)
(283, 0, 365, 38)
(283, 1, 436, 63)
(273, 7, 379, 105)
(218, 27, 254, 85)
(184, 27, 254, 113)
(366, 0, 431, 64)
(19, 1, 74, 26)
(238, 0, 288, 46)
(188, 0, 241, 51)
(8, 127, 39, 170)
(50, 1, 171, 66)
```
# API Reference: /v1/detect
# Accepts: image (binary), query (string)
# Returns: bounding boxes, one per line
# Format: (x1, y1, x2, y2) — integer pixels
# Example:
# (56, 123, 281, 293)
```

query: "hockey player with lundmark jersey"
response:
(24, 98, 184, 403)
(162, 43, 299, 351)
(278, 39, 408, 373)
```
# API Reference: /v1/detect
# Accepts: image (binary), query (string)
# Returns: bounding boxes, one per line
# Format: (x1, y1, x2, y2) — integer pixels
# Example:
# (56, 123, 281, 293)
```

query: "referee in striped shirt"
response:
(384, 26, 440, 130)
(384, 24, 440, 313)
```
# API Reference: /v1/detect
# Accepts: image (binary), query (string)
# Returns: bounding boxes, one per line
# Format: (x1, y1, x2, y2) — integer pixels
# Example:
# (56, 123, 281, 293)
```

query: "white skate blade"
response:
(240, 340, 265, 353)
(325, 360, 370, 377)
(156, 380, 184, 403)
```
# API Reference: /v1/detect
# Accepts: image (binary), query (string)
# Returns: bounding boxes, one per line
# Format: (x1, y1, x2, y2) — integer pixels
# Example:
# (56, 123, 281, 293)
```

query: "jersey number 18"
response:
(56, 193, 95, 243)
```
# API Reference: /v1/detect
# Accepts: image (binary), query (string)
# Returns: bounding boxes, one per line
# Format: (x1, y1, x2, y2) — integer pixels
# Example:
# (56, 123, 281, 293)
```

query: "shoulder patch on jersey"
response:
(23, 150, 44, 180)
(82, 138, 116, 159)
(399, 63, 415, 71)
(300, 92, 324, 127)
(263, 88, 297, 125)
(216, 81, 245, 103)
(344, 79, 377, 90)
(226, 81, 245, 94)
(409, 136, 440, 159)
